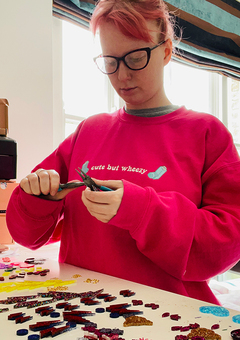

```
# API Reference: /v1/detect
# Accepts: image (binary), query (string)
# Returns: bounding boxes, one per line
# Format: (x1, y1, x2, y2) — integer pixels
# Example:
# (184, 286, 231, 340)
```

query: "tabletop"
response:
(0, 244, 239, 340)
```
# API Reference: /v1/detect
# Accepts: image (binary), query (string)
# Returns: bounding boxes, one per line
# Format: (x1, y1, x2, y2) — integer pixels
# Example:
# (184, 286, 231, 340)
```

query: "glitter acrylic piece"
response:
(233, 315, 240, 324)
(199, 306, 229, 317)
(231, 329, 240, 340)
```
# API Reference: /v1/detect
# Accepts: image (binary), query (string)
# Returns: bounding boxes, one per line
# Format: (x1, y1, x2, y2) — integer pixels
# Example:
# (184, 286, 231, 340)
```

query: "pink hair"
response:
(90, 0, 175, 43)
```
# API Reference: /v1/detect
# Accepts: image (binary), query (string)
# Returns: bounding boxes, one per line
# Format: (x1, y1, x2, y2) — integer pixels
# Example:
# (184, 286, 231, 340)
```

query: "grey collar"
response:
(125, 105, 179, 117)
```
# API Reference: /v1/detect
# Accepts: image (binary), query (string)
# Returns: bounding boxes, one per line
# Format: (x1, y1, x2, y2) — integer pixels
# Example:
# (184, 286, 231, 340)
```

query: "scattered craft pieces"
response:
(84, 278, 100, 284)
(29, 320, 63, 331)
(104, 296, 117, 302)
(175, 336, 188, 340)
(0, 279, 76, 293)
(170, 314, 181, 321)
(16, 328, 28, 336)
(96, 308, 105, 313)
(72, 274, 81, 278)
(82, 325, 124, 339)
(144, 303, 159, 310)
(79, 288, 104, 299)
(63, 311, 95, 317)
(132, 300, 143, 306)
(233, 315, 240, 324)
(162, 312, 170, 318)
(199, 306, 229, 317)
(8, 312, 25, 320)
(211, 324, 220, 330)
(187, 327, 221, 339)
(172, 322, 200, 333)
(106, 303, 130, 312)
(15, 315, 33, 323)
(123, 315, 153, 327)
(120, 289, 135, 297)
(0, 307, 9, 313)
(231, 329, 240, 340)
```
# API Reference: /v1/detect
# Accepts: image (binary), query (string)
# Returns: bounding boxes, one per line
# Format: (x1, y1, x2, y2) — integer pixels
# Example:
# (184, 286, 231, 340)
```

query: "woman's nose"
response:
(117, 61, 131, 81)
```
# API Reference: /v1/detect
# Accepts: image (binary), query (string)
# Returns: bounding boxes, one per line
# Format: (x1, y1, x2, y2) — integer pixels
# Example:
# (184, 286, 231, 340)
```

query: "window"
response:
(61, 21, 240, 153)
(62, 21, 121, 138)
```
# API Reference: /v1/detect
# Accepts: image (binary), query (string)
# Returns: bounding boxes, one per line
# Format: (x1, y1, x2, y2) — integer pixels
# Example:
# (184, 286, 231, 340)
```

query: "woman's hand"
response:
(20, 169, 77, 201)
(81, 179, 124, 223)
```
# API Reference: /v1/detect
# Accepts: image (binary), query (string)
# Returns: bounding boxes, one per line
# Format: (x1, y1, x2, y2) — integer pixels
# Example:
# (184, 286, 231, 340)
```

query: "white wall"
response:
(0, 0, 55, 182)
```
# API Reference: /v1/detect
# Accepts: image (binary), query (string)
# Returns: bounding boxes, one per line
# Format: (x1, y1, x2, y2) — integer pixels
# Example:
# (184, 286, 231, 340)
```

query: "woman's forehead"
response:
(99, 21, 159, 54)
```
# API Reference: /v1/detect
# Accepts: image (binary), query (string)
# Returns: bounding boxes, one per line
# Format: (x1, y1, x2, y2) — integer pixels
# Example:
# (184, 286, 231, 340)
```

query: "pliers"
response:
(75, 168, 112, 192)
(37, 168, 112, 200)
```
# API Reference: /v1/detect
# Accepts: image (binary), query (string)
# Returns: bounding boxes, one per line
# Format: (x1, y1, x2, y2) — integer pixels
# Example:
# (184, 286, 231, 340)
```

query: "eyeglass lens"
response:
(96, 49, 149, 74)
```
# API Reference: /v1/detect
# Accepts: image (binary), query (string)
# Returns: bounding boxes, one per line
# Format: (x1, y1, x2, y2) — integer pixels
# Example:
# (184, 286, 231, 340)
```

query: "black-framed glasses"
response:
(93, 40, 166, 75)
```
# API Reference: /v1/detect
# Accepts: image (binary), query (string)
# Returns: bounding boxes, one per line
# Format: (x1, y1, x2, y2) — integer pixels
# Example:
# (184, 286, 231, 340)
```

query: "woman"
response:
(6, 0, 240, 304)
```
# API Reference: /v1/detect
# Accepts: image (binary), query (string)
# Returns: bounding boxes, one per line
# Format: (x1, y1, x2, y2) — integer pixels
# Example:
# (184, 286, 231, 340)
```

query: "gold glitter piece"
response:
(0, 279, 76, 293)
(123, 316, 153, 327)
(72, 274, 82, 278)
(188, 327, 221, 340)
(47, 286, 69, 291)
(84, 278, 99, 284)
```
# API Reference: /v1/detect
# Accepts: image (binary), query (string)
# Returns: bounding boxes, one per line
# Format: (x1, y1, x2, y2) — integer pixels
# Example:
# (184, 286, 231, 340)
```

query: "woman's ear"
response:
(163, 39, 172, 66)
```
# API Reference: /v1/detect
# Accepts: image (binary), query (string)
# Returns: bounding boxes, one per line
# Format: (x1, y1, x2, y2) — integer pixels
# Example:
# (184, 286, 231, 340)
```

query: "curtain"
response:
(52, 0, 240, 80)
(52, 0, 95, 28)
(165, 0, 240, 80)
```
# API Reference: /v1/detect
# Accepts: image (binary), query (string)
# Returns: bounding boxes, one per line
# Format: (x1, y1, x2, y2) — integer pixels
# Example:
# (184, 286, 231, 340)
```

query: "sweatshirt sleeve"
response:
(110, 120, 240, 282)
(6, 186, 64, 250)
(6, 125, 81, 249)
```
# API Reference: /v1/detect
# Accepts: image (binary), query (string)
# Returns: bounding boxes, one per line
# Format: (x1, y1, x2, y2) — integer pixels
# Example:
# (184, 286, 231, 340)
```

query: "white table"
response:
(0, 244, 239, 339)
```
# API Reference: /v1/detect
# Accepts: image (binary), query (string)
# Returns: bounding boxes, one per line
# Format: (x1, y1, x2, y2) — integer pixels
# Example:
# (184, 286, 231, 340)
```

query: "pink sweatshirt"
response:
(7, 107, 240, 304)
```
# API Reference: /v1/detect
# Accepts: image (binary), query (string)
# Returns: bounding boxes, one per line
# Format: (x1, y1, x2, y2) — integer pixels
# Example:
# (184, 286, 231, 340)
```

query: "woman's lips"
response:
(120, 87, 137, 95)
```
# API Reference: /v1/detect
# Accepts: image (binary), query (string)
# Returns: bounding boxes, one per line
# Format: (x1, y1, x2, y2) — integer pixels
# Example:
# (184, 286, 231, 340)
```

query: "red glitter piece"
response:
(29, 320, 62, 331)
(132, 300, 143, 306)
(189, 323, 200, 329)
(119, 289, 135, 297)
(118, 308, 142, 316)
(64, 304, 79, 311)
(8, 312, 25, 320)
(162, 312, 170, 317)
(172, 326, 182, 331)
(144, 303, 159, 310)
(56, 302, 69, 309)
(15, 315, 33, 323)
(180, 326, 190, 332)
(144, 303, 152, 308)
(51, 325, 71, 337)
(211, 324, 220, 330)
(63, 314, 90, 324)
(106, 303, 129, 312)
(40, 308, 54, 316)
(40, 272, 47, 276)
(104, 296, 117, 302)
(63, 310, 94, 316)
(35, 306, 53, 313)
(175, 336, 188, 340)
(170, 314, 181, 321)
(151, 304, 159, 310)
(40, 327, 55, 338)
(81, 297, 99, 305)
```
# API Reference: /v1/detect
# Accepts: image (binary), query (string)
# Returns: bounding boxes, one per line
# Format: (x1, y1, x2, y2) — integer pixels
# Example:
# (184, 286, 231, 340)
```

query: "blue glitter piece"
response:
(110, 312, 119, 318)
(95, 308, 105, 313)
(28, 335, 40, 340)
(16, 329, 28, 336)
(199, 306, 229, 317)
(233, 315, 240, 324)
